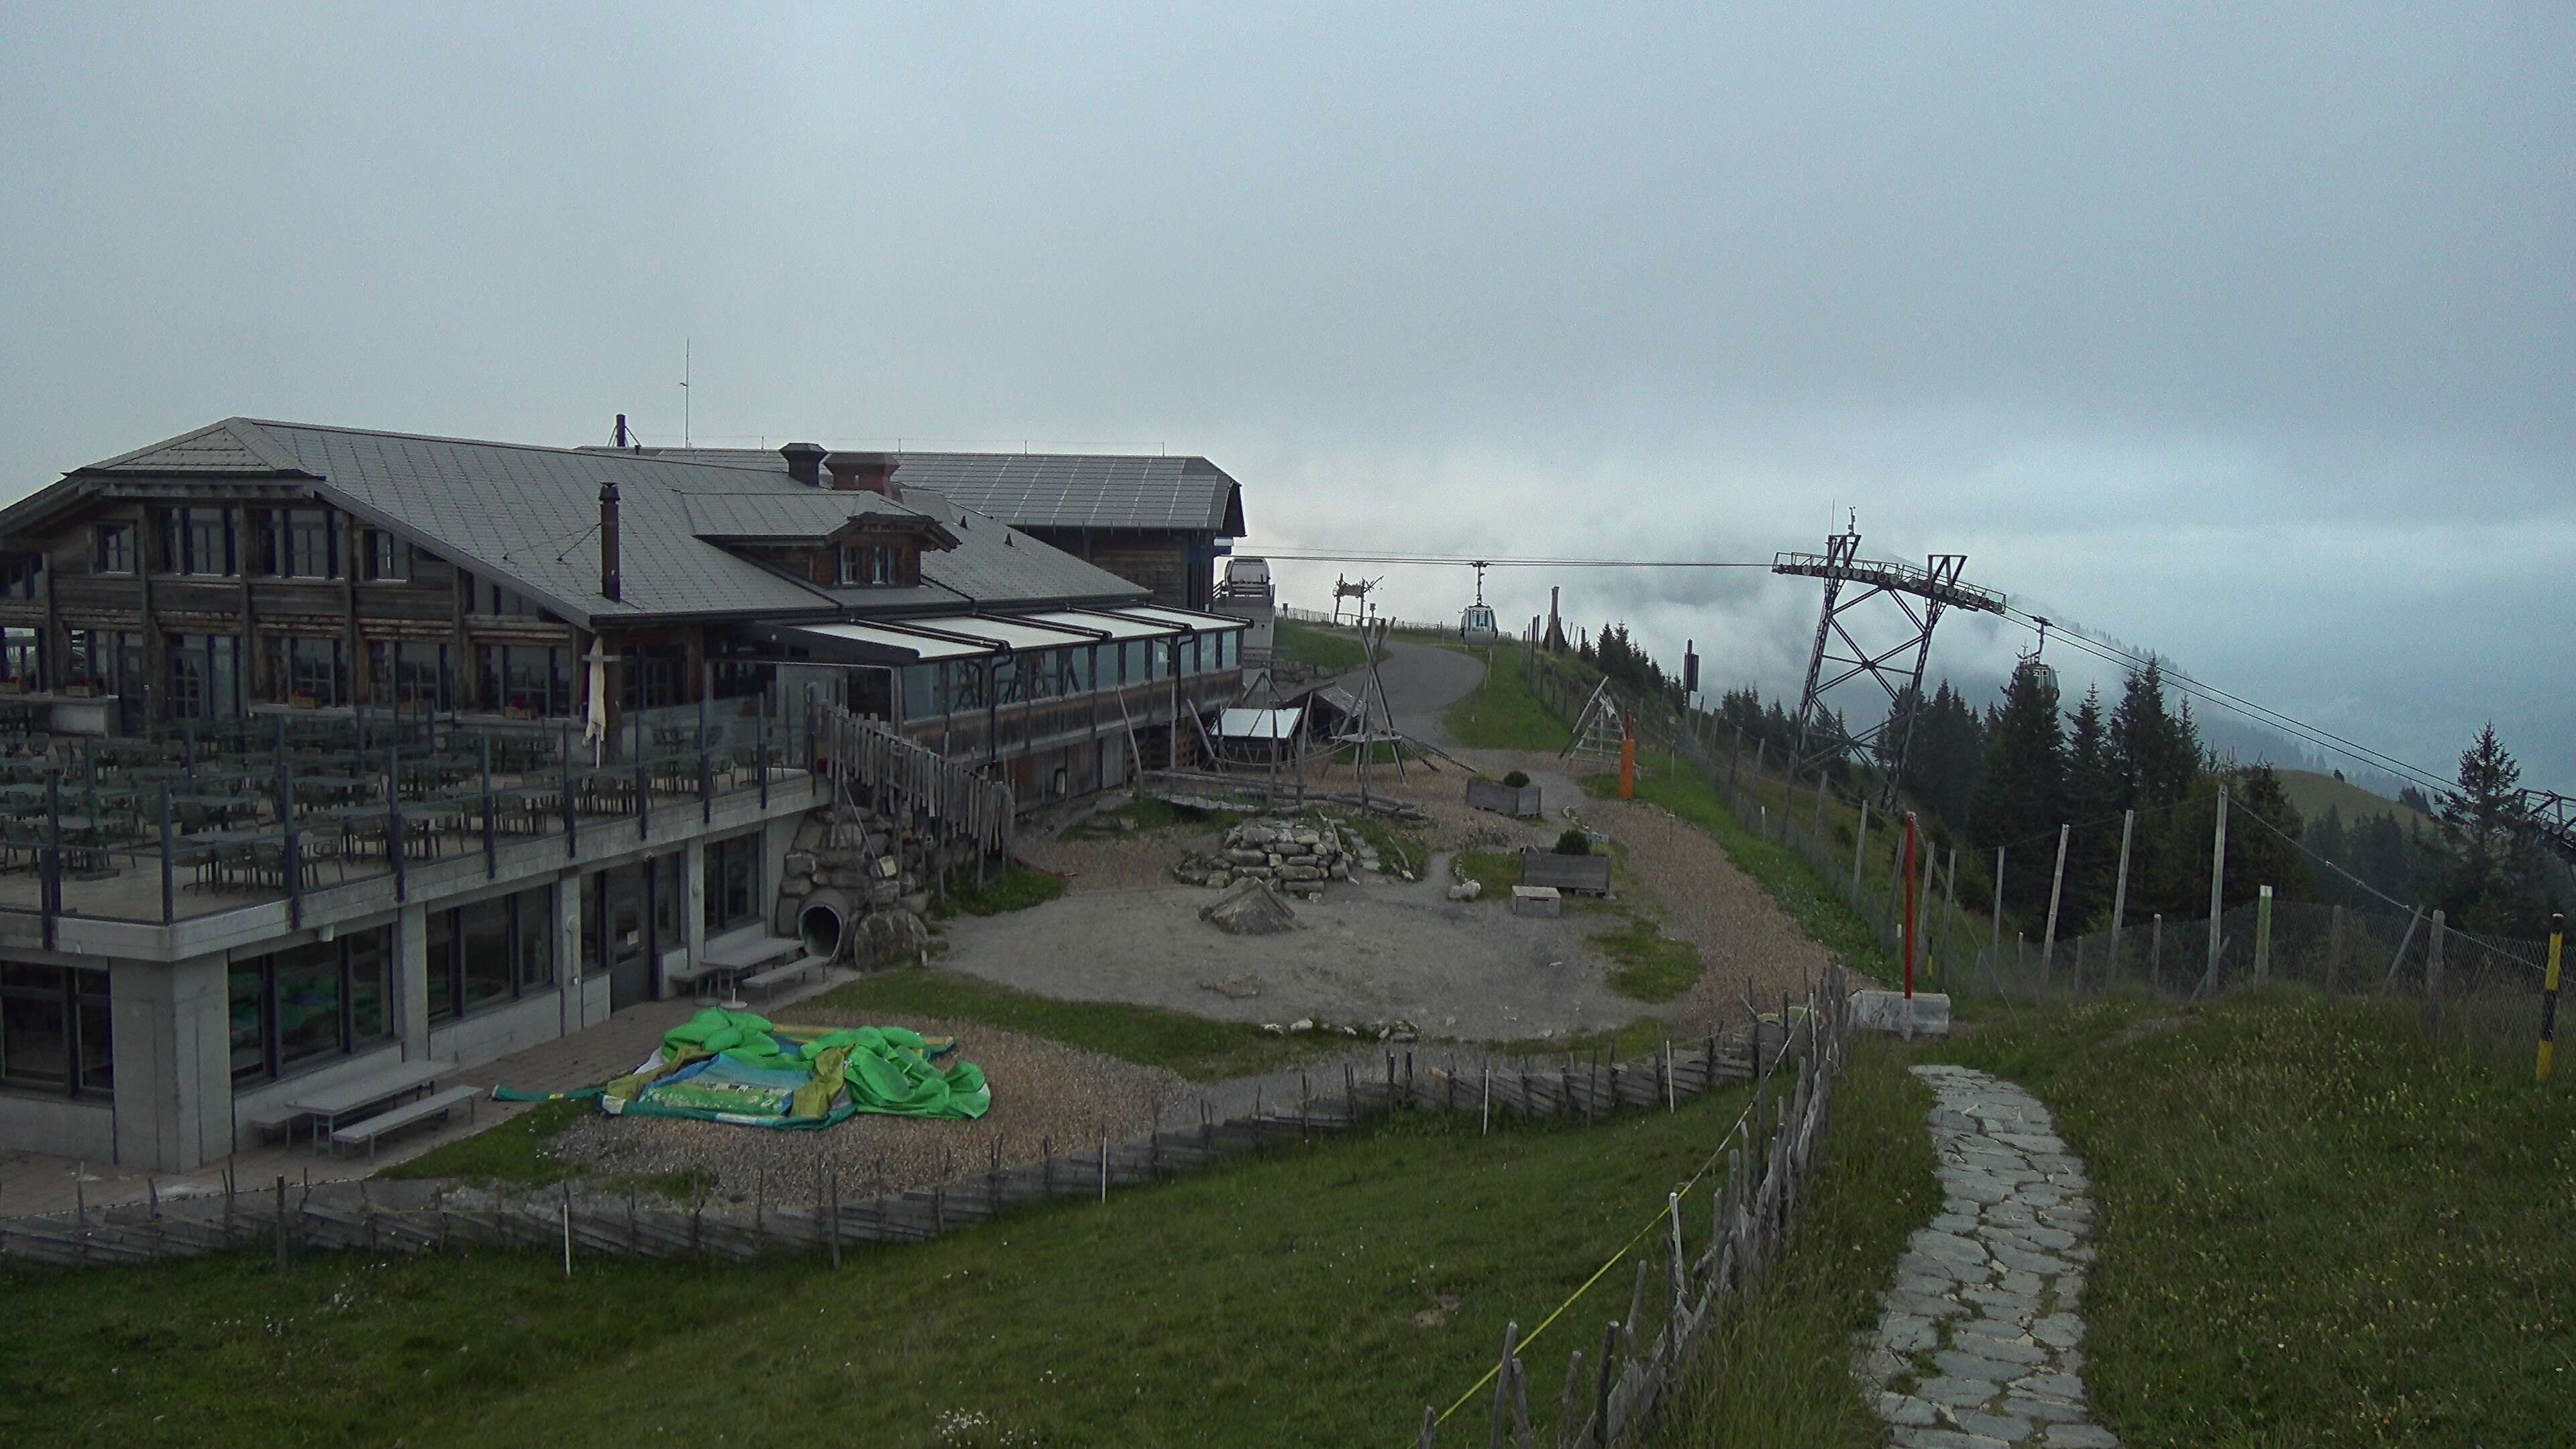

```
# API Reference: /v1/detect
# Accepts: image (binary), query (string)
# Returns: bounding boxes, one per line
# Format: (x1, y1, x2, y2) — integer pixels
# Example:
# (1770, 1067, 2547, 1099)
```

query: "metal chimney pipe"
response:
(598, 480, 622, 602)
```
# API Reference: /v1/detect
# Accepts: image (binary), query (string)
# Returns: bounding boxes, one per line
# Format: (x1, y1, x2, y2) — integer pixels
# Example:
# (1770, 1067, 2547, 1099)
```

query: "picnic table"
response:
(281, 1056, 455, 1150)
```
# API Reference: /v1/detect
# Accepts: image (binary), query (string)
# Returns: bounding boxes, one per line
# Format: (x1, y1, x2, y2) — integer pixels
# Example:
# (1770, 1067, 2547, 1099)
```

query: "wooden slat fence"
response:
(815, 702, 1014, 859)
(0, 996, 1820, 1271)
(1422, 968, 1849, 1447)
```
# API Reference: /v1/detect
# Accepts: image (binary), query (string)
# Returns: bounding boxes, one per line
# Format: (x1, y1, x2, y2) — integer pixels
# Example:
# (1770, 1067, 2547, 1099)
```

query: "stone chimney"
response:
(778, 441, 826, 487)
(598, 480, 621, 602)
(823, 450, 900, 497)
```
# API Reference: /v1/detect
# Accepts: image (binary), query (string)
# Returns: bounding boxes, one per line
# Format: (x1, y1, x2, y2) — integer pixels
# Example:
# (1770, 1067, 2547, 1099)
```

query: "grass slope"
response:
(1275, 616, 1366, 673)
(2275, 767, 2434, 831)
(796, 969, 1347, 1082)
(1922, 992, 2576, 1447)
(1440, 647, 1574, 752)
(935, 859, 1069, 918)
(0, 1090, 1758, 1449)
(1581, 770, 1896, 983)
(1652, 1035, 1939, 1447)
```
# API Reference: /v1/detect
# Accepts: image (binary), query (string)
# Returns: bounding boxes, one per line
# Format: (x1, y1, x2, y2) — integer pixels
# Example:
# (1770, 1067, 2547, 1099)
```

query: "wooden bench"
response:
(744, 955, 829, 1004)
(329, 1085, 482, 1163)
(244, 1108, 301, 1146)
(686, 931, 804, 1006)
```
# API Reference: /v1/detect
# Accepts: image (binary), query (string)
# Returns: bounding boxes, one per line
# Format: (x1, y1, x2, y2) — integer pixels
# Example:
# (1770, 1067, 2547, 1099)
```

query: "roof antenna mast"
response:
(680, 338, 691, 448)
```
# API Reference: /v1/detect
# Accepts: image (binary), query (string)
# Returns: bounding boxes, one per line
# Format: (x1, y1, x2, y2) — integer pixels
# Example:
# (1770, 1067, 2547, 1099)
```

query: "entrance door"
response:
(603, 864, 653, 1010)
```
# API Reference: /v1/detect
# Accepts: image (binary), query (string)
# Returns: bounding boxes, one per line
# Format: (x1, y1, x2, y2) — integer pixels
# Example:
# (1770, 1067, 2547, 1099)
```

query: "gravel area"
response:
(1016, 824, 1218, 893)
(1466, 748, 1837, 1036)
(543, 1015, 1191, 1204)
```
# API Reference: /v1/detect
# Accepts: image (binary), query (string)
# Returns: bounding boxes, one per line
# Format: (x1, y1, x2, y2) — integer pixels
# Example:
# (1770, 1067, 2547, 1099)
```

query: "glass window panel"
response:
(901, 664, 936, 718)
(273, 941, 343, 1069)
(347, 930, 391, 1042)
(2, 965, 70, 1089)
(74, 973, 113, 1094)
(427, 908, 457, 1022)
(652, 856, 680, 949)
(461, 896, 511, 1008)
(227, 963, 266, 1081)
(515, 887, 553, 991)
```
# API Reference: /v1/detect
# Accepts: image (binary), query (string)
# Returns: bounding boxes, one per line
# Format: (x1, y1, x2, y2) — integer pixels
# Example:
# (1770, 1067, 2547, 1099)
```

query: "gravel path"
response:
(545, 1016, 1192, 1205)
(1859, 1066, 2116, 1449)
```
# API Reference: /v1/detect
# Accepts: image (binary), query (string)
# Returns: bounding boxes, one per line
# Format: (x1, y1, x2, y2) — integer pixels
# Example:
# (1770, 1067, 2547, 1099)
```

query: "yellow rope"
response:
(1424, 1087, 1764, 1432)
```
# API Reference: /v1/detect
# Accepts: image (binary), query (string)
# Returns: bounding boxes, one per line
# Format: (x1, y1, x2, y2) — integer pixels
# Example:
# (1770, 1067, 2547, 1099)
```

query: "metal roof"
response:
(774, 621, 991, 662)
(17, 419, 1149, 630)
(616, 445, 1247, 536)
(1218, 707, 1302, 740)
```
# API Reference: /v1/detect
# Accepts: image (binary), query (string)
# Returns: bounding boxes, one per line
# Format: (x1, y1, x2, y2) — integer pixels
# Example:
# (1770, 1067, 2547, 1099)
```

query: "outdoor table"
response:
(281, 1057, 455, 1150)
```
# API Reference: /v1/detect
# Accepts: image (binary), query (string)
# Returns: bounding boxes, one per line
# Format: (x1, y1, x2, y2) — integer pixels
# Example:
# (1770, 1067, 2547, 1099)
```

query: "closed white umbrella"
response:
(582, 642, 610, 747)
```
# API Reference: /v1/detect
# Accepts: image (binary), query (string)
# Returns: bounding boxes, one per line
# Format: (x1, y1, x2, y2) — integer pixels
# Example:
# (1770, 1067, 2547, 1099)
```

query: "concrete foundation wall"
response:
(1, 1092, 114, 1161)
(428, 990, 569, 1070)
(3, 784, 818, 1173)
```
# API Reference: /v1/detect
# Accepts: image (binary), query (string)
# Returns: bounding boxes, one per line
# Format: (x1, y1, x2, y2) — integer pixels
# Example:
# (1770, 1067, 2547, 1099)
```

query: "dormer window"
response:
(838, 543, 898, 586)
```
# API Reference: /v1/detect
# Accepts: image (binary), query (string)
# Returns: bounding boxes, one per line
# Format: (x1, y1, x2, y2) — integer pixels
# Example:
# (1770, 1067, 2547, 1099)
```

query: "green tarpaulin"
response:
(496, 1008, 989, 1128)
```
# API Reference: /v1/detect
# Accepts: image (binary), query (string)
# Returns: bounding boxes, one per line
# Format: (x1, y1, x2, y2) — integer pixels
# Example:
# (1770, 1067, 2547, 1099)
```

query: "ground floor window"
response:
(269, 635, 349, 707)
(227, 927, 392, 1085)
(0, 963, 111, 1097)
(369, 640, 453, 712)
(426, 885, 555, 1024)
(169, 633, 244, 719)
(704, 832, 761, 935)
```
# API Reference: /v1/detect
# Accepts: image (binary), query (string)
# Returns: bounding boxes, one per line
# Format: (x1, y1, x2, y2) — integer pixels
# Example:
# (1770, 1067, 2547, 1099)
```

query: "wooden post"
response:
(1936, 847, 1960, 991)
(2538, 914, 2563, 1083)
(2152, 912, 2163, 979)
(2326, 903, 2346, 994)
(2040, 824, 2070, 989)
(2425, 909, 2446, 1007)
(1851, 799, 1870, 906)
(2254, 884, 2275, 983)
(1490, 1320, 1520, 1448)
(1989, 845, 2005, 976)
(274, 1173, 289, 1269)
(1593, 1320, 1617, 1446)
(2108, 808, 2135, 978)
(2206, 788, 2229, 990)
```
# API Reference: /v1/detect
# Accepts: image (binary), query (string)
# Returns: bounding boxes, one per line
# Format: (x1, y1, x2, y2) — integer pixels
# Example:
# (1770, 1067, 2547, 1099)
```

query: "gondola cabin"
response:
(1460, 603, 1499, 643)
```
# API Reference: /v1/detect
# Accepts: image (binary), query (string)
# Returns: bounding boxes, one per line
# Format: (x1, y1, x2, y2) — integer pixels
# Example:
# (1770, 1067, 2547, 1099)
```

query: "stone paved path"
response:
(1856, 1065, 2118, 1449)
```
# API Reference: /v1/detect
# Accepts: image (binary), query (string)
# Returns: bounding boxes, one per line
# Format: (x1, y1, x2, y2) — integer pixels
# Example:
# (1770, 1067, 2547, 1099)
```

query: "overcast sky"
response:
(5, 3, 2569, 787)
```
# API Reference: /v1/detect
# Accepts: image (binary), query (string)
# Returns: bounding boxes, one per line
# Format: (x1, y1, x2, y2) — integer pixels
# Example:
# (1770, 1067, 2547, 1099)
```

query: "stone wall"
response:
(776, 802, 935, 966)
(1171, 816, 1389, 896)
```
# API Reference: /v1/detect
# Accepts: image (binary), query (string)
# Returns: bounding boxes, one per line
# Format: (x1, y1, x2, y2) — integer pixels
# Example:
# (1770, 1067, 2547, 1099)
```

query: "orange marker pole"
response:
(1903, 810, 1919, 1000)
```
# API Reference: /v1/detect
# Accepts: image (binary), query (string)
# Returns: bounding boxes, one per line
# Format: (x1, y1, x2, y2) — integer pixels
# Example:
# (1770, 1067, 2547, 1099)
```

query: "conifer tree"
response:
(1968, 659, 2066, 915)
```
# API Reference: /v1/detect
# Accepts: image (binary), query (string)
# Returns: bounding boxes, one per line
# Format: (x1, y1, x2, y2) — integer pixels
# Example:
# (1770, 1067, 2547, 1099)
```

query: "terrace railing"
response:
(0, 704, 816, 936)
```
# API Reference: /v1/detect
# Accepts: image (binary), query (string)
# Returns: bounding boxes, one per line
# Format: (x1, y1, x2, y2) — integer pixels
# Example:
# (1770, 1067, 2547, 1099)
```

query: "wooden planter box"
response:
(1520, 847, 1613, 896)
(1466, 778, 1543, 818)
(503, 706, 539, 721)
(289, 694, 320, 710)
(62, 682, 101, 699)
(0, 679, 27, 695)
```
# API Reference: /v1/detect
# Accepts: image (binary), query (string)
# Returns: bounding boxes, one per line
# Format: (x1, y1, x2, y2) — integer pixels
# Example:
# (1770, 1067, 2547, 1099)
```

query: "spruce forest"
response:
(1577, 623, 2573, 941)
